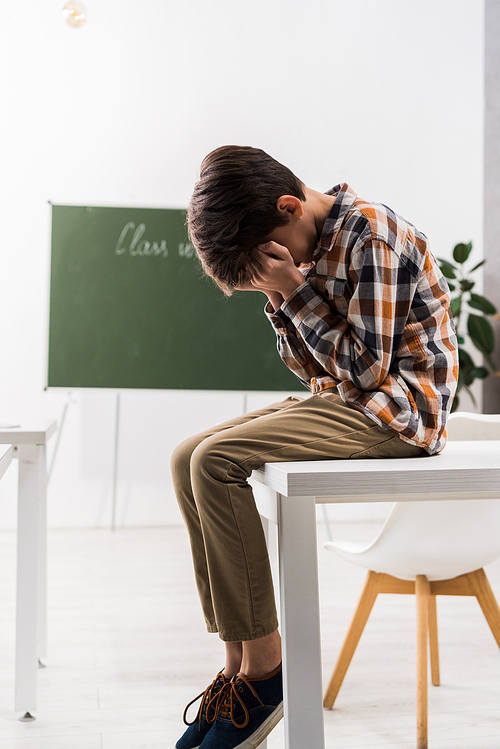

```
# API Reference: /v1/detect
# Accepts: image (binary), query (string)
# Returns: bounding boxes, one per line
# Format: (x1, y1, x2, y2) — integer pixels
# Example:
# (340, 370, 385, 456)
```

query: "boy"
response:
(171, 145, 458, 749)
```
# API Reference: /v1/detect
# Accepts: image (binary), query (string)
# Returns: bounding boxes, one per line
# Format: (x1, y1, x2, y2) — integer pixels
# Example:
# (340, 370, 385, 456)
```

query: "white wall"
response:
(483, 0, 500, 412)
(0, 0, 484, 528)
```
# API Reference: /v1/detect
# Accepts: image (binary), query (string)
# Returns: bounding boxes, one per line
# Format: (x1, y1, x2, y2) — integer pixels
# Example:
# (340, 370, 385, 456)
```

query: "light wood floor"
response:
(0, 521, 499, 748)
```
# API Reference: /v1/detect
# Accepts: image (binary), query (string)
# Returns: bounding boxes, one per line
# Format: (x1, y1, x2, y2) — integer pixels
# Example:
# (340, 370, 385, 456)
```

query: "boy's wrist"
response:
(266, 291, 284, 312)
(278, 273, 307, 303)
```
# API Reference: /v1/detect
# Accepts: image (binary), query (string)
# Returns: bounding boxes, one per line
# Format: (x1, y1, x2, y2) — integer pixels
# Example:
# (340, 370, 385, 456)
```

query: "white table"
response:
(0, 423, 57, 719)
(251, 440, 500, 749)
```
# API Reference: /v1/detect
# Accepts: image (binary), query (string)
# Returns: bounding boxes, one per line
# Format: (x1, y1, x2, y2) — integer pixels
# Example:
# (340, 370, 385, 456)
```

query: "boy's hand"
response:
(233, 276, 284, 312)
(250, 242, 305, 299)
(233, 279, 264, 292)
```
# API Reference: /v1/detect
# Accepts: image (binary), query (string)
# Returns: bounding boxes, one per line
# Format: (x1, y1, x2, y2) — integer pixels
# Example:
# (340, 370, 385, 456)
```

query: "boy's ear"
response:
(276, 195, 304, 218)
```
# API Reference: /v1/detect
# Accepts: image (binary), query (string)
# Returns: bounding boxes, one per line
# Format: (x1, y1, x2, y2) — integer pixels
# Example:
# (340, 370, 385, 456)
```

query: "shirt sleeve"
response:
(264, 300, 330, 390)
(267, 239, 418, 391)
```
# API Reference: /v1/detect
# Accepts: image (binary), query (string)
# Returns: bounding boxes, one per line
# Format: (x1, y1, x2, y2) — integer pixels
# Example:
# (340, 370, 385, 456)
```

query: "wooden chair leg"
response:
(428, 594, 440, 686)
(467, 568, 500, 648)
(323, 570, 379, 709)
(416, 575, 430, 749)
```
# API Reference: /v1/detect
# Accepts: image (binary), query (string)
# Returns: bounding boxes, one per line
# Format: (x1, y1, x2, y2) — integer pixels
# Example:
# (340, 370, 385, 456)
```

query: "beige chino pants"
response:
(171, 391, 426, 642)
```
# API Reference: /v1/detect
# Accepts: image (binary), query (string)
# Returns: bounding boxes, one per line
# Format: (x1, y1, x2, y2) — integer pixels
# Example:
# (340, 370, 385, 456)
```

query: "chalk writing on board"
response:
(178, 241, 195, 259)
(115, 222, 195, 259)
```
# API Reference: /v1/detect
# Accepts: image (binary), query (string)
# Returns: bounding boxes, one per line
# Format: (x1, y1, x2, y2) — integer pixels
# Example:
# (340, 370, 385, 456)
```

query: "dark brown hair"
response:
(187, 145, 305, 295)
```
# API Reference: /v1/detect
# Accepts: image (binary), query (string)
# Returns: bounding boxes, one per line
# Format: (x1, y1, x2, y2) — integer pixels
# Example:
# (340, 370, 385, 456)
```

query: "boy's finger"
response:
(257, 242, 292, 261)
(257, 242, 279, 253)
(248, 255, 263, 271)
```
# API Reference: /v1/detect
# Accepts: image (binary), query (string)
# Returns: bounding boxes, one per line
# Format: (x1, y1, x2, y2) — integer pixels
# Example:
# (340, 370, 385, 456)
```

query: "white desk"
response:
(0, 422, 57, 719)
(252, 440, 500, 749)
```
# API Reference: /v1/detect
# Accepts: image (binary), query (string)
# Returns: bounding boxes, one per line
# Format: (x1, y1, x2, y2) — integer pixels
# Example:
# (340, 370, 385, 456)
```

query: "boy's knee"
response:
(170, 435, 201, 482)
(190, 437, 218, 479)
(191, 433, 246, 485)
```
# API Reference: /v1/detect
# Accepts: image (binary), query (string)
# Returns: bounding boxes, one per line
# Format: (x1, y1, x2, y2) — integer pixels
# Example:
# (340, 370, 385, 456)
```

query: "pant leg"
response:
(174, 391, 426, 641)
(170, 396, 304, 633)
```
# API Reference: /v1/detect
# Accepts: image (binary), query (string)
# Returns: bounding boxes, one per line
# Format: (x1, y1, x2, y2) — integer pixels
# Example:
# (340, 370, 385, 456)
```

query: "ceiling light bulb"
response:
(62, 1, 87, 27)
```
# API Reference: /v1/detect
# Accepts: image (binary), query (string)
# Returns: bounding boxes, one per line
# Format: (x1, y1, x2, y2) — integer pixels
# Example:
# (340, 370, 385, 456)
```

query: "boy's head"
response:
(187, 145, 305, 294)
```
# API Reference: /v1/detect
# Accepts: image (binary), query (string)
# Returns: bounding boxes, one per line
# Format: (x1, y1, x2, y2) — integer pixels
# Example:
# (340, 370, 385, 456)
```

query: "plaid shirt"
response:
(265, 183, 458, 455)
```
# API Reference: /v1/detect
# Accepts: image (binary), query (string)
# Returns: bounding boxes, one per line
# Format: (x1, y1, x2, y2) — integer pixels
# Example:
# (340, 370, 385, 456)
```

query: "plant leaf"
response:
(440, 262, 457, 280)
(469, 259, 486, 273)
(453, 242, 472, 264)
(450, 297, 462, 317)
(457, 335, 465, 344)
(437, 256, 457, 270)
(471, 366, 489, 379)
(469, 293, 498, 315)
(458, 345, 476, 387)
(458, 347, 475, 368)
(447, 282, 456, 291)
(463, 368, 474, 387)
(460, 280, 475, 292)
(467, 314, 495, 355)
(451, 393, 459, 413)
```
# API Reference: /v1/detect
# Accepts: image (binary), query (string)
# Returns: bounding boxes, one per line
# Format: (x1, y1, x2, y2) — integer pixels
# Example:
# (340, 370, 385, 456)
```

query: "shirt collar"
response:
(313, 183, 358, 258)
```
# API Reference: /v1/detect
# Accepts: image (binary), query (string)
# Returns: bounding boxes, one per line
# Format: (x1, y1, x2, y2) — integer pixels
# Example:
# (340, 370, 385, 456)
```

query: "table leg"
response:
(260, 519, 280, 621)
(258, 488, 280, 749)
(15, 445, 41, 715)
(278, 493, 325, 749)
(38, 444, 47, 661)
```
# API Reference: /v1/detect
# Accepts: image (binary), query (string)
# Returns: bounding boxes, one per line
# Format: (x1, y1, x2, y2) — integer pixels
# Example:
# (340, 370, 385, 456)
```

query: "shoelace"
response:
(206, 674, 264, 729)
(182, 669, 226, 729)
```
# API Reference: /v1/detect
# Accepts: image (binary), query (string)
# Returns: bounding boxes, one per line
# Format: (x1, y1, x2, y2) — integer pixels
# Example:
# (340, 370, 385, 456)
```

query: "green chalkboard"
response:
(48, 205, 301, 391)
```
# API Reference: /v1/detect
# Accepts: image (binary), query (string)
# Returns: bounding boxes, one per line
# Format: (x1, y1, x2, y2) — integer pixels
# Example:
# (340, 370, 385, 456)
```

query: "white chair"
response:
(322, 412, 500, 749)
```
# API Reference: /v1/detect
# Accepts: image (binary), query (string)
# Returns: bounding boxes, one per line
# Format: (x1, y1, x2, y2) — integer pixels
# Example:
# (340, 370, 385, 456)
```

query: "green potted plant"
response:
(438, 242, 499, 411)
